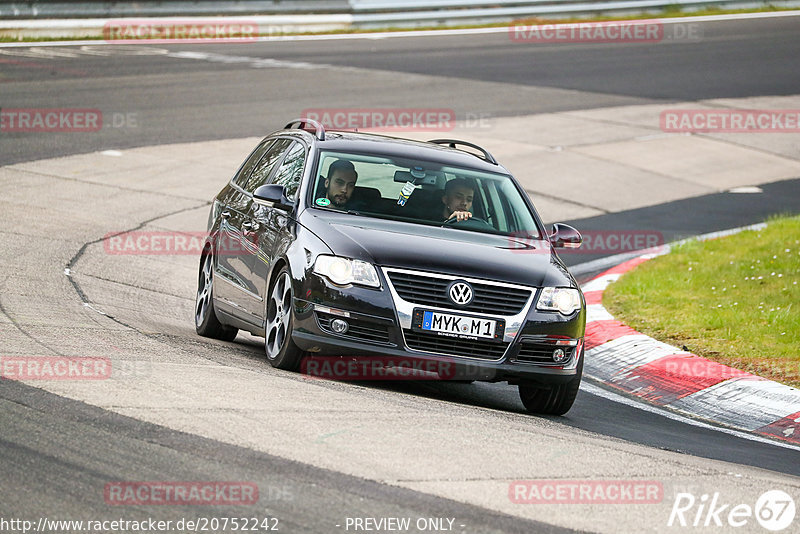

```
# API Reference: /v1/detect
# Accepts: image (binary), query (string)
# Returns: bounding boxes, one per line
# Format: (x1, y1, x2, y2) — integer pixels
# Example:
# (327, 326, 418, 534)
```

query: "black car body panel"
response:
(296, 211, 572, 288)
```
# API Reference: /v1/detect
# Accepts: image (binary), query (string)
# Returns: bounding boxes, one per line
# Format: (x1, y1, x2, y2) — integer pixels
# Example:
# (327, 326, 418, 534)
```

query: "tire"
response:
(195, 251, 239, 341)
(264, 267, 303, 371)
(518, 350, 583, 415)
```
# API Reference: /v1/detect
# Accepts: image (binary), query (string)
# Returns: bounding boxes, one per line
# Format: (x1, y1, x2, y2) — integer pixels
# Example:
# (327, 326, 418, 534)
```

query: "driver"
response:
(440, 178, 475, 222)
(323, 159, 359, 209)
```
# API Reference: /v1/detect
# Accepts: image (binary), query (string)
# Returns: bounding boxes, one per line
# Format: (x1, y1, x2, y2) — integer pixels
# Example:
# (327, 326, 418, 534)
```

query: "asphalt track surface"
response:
(2, 15, 800, 165)
(2, 380, 568, 534)
(2, 15, 800, 533)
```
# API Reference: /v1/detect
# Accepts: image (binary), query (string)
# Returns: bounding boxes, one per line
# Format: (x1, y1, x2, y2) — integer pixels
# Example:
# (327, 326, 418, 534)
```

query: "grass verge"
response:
(603, 215, 800, 388)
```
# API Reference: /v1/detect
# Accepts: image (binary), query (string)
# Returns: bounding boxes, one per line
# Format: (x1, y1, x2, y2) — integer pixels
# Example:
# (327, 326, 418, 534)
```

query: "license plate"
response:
(412, 309, 504, 342)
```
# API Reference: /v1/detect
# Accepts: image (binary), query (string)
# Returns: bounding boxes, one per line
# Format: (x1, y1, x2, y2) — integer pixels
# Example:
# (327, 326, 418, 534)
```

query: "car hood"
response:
(299, 211, 575, 288)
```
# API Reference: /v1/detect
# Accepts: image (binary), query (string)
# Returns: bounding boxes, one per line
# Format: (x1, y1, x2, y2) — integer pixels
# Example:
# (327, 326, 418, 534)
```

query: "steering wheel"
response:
(442, 216, 494, 230)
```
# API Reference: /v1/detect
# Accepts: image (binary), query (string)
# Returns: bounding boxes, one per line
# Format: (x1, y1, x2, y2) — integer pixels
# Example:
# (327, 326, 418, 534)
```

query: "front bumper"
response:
(291, 271, 585, 384)
(292, 329, 582, 383)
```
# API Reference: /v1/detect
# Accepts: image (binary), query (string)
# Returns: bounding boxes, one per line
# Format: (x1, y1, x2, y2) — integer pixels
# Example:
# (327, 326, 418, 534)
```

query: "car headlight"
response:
(313, 255, 380, 288)
(537, 287, 582, 315)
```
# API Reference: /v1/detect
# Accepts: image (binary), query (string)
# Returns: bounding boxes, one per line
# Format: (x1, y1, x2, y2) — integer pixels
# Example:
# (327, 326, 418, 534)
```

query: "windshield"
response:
(308, 150, 542, 239)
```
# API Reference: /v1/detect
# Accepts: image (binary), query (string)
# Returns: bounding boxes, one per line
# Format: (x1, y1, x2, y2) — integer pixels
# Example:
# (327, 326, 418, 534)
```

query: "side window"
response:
(471, 181, 488, 220)
(485, 181, 509, 232)
(270, 142, 307, 202)
(243, 138, 293, 193)
(233, 140, 274, 188)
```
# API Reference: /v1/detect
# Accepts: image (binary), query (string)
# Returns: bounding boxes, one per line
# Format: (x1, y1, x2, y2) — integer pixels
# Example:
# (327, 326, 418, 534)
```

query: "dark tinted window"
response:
(243, 138, 293, 193)
(270, 142, 307, 202)
(310, 150, 541, 238)
(233, 140, 274, 188)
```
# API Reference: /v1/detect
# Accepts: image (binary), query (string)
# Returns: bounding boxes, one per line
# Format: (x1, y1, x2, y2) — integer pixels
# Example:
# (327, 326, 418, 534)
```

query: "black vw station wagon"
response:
(196, 119, 586, 414)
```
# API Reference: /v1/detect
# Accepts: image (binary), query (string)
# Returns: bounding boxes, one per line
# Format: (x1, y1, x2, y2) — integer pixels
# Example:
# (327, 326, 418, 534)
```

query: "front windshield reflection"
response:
(309, 150, 542, 239)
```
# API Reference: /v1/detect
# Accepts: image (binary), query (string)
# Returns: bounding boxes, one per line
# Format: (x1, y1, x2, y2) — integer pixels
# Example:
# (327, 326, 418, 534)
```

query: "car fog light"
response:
(331, 319, 349, 334)
(552, 348, 567, 363)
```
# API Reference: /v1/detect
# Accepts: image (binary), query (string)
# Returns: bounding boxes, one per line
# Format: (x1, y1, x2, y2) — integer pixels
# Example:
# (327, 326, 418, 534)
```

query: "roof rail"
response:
(284, 118, 325, 141)
(428, 139, 497, 165)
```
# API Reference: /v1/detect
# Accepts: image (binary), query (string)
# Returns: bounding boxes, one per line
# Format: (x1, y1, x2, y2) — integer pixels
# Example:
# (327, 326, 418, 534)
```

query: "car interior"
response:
(309, 154, 540, 238)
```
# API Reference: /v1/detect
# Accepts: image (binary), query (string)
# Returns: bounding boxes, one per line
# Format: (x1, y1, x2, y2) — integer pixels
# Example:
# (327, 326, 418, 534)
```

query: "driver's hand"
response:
(450, 211, 472, 221)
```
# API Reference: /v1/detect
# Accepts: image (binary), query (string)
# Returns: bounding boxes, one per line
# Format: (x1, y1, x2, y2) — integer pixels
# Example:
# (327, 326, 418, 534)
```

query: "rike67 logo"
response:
(669, 490, 796, 531)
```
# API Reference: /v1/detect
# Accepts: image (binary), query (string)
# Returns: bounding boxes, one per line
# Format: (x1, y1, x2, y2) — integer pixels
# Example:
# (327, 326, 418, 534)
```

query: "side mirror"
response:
(549, 223, 582, 249)
(253, 184, 293, 210)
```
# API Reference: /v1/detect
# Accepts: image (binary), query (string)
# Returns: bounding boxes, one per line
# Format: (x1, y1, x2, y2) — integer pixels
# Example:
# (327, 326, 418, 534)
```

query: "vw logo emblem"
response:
(448, 281, 474, 306)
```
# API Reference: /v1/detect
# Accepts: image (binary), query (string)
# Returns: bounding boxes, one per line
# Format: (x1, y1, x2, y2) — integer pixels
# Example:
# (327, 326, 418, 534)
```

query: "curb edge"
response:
(578, 223, 800, 446)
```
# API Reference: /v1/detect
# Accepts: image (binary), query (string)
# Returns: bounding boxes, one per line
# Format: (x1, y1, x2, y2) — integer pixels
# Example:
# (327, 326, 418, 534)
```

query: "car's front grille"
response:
(403, 330, 508, 360)
(316, 313, 392, 344)
(386, 271, 531, 315)
(514, 341, 576, 365)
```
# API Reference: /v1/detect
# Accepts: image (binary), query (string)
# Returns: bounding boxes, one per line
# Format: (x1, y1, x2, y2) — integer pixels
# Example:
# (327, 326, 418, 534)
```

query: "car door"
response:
(213, 139, 274, 310)
(216, 138, 293, 323)
(246, 140, 308, 317)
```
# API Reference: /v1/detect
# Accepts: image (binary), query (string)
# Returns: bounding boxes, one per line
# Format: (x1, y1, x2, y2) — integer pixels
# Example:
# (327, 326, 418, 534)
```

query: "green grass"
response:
(1, 5, 797, 43)
(604, 215, 800, 388)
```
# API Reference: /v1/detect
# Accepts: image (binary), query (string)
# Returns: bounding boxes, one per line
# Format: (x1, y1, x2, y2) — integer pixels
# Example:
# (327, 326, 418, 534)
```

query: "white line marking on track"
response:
(571, 223, 768, 277)
(729, 186, 763, 193)
(165, 51, 325, 69)
(82, 302, 109, 316)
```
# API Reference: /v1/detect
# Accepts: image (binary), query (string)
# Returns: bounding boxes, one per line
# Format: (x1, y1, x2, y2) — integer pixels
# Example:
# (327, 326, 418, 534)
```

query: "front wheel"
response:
(195, 251, 239, 341)
(518, 350, 583, 415)
(264, 268, 303, 371)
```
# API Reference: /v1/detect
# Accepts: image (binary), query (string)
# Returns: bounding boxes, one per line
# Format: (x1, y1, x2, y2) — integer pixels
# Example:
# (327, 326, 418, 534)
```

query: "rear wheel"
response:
(195, 251, 238, 341)
(264, 268, 303, 371)
(518, 350, 583, 415)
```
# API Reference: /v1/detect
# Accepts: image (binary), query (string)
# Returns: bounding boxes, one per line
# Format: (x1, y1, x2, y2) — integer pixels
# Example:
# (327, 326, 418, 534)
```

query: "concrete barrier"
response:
(1, 0, 798, 39)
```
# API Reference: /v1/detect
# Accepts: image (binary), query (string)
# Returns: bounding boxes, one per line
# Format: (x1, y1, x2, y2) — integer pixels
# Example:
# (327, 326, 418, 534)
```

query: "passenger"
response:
(440, 178, 475, 221)
(323, 160, 359, 209)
